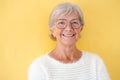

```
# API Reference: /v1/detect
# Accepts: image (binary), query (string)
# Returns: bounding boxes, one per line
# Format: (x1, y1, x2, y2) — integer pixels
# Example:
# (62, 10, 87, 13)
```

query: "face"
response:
(50, 11, 83, 46)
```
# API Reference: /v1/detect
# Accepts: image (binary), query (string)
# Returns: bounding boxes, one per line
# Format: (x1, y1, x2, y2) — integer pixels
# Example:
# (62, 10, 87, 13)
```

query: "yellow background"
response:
(0, 0, 120, 80)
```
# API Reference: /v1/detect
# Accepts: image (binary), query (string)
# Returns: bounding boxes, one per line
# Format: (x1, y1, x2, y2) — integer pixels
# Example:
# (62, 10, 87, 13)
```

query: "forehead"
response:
(56, 11, 79, 20)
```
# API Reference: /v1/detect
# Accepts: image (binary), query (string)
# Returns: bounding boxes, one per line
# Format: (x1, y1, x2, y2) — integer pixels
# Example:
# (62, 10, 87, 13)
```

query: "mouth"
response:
(62, 34, 75, 37)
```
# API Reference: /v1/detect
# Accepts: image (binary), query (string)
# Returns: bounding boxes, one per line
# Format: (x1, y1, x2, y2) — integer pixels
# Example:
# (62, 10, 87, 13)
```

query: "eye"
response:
(56, 20, 66, 28)
(73, 21, 79, 24)
(72, 21, 80, 26)
(57, 21, 65, 25)
(71, 20, 81, 28)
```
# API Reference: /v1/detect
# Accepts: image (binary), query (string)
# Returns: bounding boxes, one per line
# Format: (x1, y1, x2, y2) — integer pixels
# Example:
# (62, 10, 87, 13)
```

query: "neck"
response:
(49, 43, 82, 63)
(56, 43, 77, 54)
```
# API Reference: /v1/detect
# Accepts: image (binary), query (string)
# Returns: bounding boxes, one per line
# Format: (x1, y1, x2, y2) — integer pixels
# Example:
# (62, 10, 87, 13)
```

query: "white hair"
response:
(49, 2, 84, 29)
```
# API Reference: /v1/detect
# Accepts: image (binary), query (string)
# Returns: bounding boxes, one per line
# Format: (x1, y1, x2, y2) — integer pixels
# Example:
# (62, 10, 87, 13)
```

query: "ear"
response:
(81, 26, 83, 31)
(50, 28, 56, 37)
(80, 27, 83, 32)
(50, 28, 53, 34)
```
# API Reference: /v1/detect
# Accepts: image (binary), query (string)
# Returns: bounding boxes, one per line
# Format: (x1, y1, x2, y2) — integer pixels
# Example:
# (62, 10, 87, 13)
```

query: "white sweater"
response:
(28, 51, 111, 80)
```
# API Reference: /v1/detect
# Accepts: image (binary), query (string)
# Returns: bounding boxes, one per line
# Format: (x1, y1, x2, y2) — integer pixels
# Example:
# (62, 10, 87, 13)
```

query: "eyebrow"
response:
(57, 18, 79, 21)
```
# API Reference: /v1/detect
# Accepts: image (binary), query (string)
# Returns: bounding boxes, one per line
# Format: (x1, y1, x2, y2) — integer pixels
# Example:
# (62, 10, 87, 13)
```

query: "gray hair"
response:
(49, 2, 84, 40)
(49, 2, 84, 29)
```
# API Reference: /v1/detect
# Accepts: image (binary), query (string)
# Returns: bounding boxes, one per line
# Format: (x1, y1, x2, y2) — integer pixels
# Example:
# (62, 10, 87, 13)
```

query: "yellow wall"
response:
(0, 0, 120, 80)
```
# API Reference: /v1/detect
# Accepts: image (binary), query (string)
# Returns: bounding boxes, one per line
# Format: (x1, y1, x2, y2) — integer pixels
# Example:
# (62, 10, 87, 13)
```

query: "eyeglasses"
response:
(56, 19, 82, 29)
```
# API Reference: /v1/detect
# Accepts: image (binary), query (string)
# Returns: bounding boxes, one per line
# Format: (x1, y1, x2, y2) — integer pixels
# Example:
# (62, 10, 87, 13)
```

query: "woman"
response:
(28, 2, 111, 80)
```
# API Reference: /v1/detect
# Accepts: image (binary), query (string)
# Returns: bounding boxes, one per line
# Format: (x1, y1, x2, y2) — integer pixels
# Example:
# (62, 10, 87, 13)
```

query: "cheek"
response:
(75, 29, 81, 39)
(75, 33, 80, 40)
(53, 29, 62, 38)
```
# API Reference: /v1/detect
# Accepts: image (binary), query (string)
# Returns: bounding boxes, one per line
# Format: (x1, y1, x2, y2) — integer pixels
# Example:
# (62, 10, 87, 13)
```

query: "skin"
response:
(49, 11, 83, 63)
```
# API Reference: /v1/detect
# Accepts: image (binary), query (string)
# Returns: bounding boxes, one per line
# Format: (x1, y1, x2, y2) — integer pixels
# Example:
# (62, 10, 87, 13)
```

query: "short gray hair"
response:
(49, 2, 84, 40)
(49, 2, 84, 29)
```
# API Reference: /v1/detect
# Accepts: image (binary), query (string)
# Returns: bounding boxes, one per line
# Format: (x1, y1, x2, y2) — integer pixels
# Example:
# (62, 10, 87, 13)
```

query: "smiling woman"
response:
(51, 11, 82, 47)
(28, 2, 111, 80)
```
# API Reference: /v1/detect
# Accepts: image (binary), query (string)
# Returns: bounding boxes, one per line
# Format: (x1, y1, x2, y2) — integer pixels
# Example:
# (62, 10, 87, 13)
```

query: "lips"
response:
(62, 34, 75, 37)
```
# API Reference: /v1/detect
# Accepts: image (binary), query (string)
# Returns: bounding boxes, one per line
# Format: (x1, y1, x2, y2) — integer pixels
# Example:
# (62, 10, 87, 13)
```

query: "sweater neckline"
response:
(45, 51, 85, 65)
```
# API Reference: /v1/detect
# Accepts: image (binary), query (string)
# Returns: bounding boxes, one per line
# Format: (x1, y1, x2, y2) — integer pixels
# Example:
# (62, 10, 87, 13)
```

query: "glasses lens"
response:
(56, 20, 66, 28)
(71, 20, 81, 28)
(56, 20, 81, 29)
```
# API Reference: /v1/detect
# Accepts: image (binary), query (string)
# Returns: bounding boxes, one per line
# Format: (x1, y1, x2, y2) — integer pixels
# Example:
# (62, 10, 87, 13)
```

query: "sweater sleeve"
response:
(96, 56, 111, 80)
(28, 61, 47, 80)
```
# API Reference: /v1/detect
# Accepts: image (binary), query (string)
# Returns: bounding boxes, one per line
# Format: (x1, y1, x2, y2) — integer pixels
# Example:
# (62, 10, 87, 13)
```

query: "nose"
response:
(64, 22, 73, 31)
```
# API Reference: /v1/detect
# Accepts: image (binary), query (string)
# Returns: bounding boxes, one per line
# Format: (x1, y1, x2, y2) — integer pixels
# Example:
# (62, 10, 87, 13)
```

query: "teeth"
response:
(63, 34, 74, 37)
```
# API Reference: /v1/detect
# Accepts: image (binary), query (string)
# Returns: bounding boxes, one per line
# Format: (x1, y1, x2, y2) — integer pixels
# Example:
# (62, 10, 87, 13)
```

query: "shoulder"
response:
(82, 51, 111, 80)
(28, 54, 48, 70)
(81, 51, 108, 72)
(28, 53, 50, 74)
(28, 54, 49, 80)
(82, 51, 104, 64)
(82, 51, 101, 59)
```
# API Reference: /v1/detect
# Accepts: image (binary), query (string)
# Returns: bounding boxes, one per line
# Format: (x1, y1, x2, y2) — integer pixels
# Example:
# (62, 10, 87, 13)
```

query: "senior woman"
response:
(28, 2, 111, 80)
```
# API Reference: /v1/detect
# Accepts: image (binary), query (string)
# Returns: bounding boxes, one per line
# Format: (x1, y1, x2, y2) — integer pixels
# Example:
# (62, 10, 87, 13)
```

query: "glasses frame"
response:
(55, 19, 82, 29)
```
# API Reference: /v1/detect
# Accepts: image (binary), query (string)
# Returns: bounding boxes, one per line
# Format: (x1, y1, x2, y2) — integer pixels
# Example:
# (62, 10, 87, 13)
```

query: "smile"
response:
(62, 34, 75, 37)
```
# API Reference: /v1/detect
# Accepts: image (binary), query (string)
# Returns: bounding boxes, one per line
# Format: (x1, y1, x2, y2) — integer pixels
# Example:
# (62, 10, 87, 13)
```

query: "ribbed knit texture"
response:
(28, 51, 111, 80)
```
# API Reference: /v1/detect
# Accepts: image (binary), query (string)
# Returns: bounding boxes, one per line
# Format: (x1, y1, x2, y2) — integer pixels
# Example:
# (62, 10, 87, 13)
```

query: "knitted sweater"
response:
(28, 51, 111, 80)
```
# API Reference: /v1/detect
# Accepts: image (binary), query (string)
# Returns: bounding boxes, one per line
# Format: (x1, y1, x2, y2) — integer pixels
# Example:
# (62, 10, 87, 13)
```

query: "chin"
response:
(61, 40, 77, 46)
